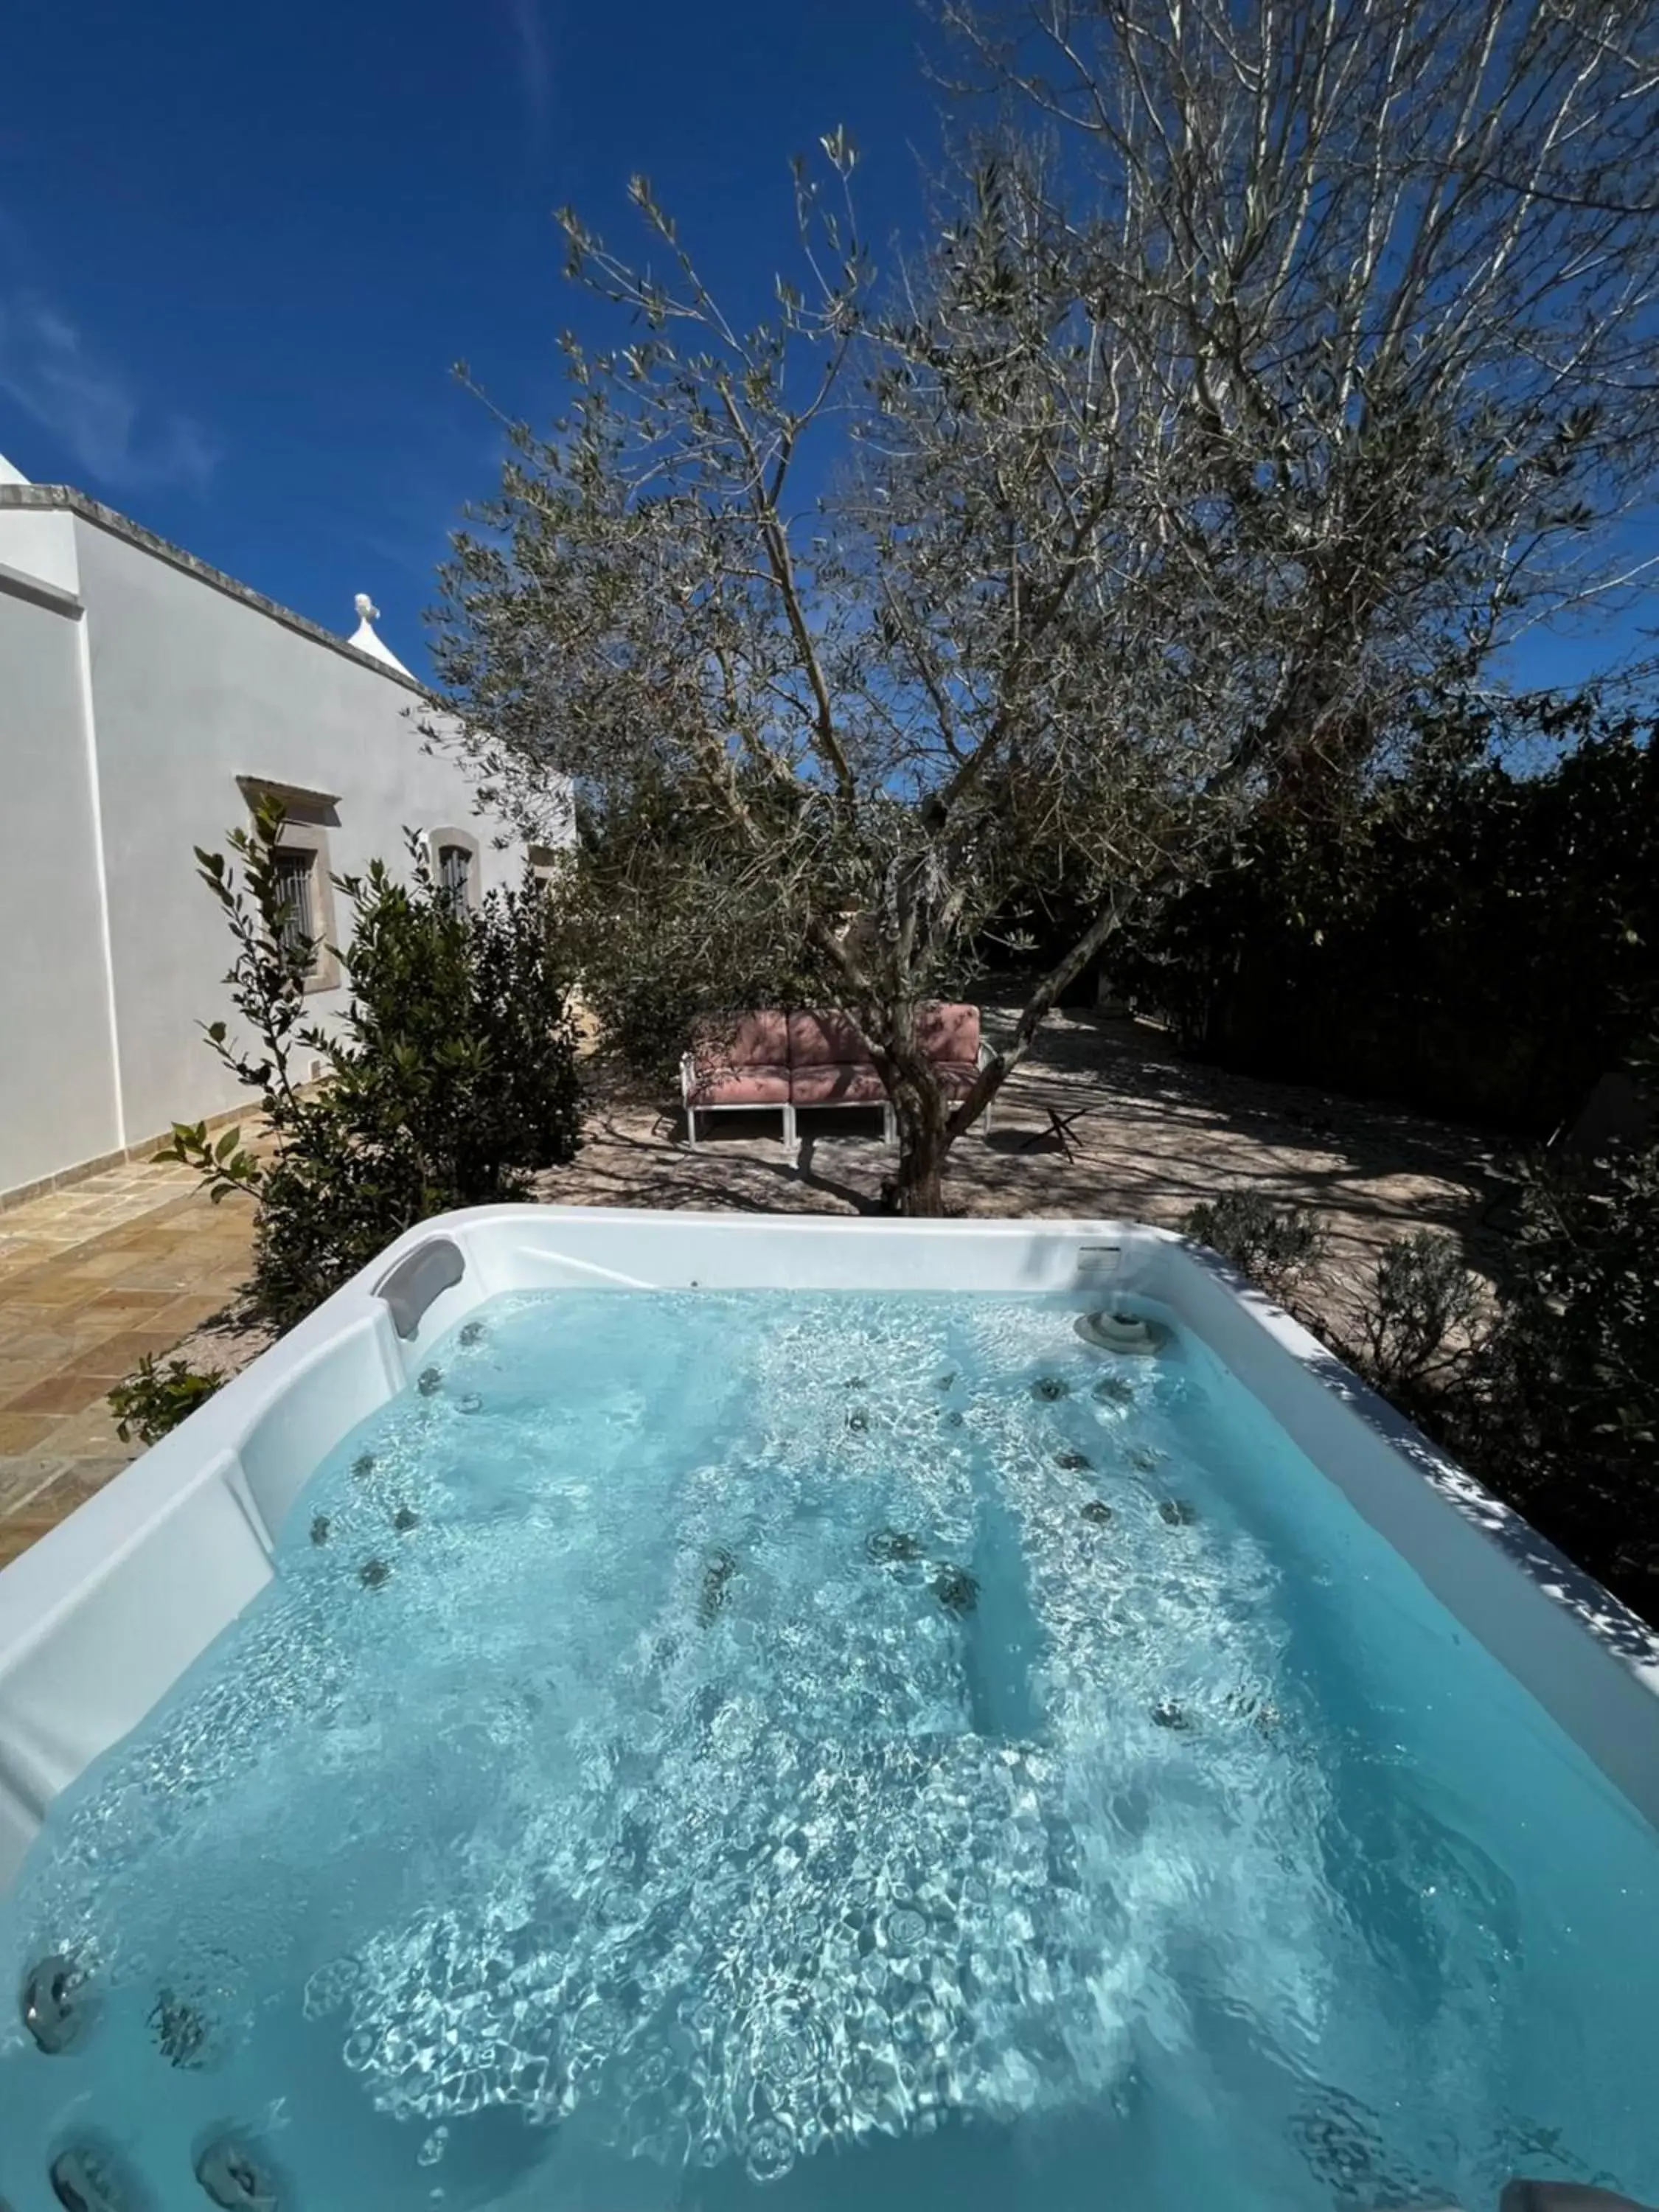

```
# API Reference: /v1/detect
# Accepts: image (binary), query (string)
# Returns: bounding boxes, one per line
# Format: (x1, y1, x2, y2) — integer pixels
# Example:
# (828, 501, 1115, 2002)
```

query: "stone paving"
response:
(0, 1012, 1502, 1572)
(0, 1161, 255, 1569)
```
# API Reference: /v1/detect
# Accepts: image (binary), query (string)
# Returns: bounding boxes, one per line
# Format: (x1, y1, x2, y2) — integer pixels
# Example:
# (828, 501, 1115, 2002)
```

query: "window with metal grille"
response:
(437, 843, 473, 918)
(273, 848, 316, 971)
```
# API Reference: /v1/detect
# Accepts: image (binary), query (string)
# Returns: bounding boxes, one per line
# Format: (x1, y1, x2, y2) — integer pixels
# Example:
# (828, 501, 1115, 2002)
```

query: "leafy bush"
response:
(1110, 706, 1659, 1131)
(161, 801, 582, 1329)
(547, 775, 822, 1089)
(1182, 1189, 1325, 1301)
(1350, 1230, 1482, 1395)
(1335, 1053, 1659, 1618)
(108, 1356, 223, 1444)
(1458, 1133, 1659, 1610)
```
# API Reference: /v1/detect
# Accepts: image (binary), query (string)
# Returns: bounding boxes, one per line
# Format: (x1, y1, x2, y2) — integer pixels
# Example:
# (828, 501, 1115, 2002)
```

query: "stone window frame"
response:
(427, 824, 481, 916)
(237, 776, 342, 995)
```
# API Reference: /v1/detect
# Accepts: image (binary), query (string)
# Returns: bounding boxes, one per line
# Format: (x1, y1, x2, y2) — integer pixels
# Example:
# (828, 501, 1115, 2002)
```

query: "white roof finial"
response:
(347, 591, 411, 676)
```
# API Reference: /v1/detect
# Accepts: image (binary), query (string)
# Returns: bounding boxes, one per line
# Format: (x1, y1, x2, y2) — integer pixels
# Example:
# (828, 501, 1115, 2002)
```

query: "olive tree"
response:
(431, 0, 1659, 1212)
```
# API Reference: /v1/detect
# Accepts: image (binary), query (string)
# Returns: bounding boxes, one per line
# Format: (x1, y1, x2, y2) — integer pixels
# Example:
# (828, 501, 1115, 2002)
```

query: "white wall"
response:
(0, 493, 552, 1197)
(0, 577, 123, 1194)
(72, 517, 531, 1155)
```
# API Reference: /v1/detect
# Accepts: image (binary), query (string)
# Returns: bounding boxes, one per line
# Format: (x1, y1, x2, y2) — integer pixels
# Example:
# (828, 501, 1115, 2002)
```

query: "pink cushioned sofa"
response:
(681, 1006, 993, 1147)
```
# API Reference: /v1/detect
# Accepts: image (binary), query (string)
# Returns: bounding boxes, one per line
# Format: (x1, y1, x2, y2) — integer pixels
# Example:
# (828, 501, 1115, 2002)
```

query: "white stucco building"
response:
(0, 455, 558, 1205)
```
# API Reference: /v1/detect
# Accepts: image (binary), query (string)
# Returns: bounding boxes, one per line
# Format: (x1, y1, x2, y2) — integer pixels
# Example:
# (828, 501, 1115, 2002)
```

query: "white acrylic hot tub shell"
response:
(1, 1204, 1656, 1893)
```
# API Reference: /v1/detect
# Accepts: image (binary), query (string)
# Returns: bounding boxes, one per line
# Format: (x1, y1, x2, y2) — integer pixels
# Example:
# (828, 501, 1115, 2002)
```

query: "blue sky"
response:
(1, 0, 943, 673)
(2, 1, 1649, 696)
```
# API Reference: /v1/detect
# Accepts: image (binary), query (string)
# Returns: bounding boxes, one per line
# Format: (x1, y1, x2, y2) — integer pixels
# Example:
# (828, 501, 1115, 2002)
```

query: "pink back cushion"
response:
(692, 1009, 790, 1070)
(788, 1010, 874, 1068)
(917, 1003, 979, 1065)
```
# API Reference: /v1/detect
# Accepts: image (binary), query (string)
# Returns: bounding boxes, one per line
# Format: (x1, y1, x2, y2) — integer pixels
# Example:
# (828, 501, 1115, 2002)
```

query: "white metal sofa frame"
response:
(680, 1041, 996, 1149)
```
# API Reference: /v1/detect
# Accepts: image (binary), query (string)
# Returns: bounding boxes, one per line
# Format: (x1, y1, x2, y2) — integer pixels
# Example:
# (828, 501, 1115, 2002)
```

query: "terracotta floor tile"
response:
(0, 1410, 60, 1453)
(11, 1276, 105, 1310)
(74, 1248, 165, 1283)
(0, 1455, 69, 1514)
(0, 1355, 55, 1396)
(149, 1292, 238, 1333)
(3, 1373, 108, 1418)
(84, 1287, 181, 1315)
(0, 1467, 118, 1567)
(1, 1329, 83, 1367)
(45, 1403, 133, 1458)
(69, 1329, 187, 1381)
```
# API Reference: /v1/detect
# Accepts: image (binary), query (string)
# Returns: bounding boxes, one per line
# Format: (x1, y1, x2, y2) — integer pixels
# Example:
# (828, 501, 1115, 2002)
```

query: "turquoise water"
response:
(2, 1289, 1657, 2212)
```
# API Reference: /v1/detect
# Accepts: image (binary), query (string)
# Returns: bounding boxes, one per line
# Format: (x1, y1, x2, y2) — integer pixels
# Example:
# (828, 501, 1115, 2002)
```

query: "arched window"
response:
(426, 827, 479, 918)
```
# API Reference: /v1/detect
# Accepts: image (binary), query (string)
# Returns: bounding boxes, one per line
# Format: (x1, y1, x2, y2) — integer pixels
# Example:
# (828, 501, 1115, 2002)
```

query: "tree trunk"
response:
(885, 1065, 953, 1216)
(886, 1131, 949, 1214)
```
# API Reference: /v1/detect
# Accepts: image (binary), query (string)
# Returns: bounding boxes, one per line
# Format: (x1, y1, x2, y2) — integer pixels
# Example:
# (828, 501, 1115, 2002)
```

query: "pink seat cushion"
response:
(934, 1060, 979, 1095)
(917, 1003, 980, 1064)
(787, 1010, 873, 1068)
(686, 1066, 792, 1107)
(790, 1063, 889, 1106)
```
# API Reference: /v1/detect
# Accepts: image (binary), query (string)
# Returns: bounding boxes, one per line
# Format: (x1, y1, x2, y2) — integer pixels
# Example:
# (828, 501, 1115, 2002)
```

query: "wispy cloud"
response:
(0, 293, 221, 493)
(503, 0, 551, 127)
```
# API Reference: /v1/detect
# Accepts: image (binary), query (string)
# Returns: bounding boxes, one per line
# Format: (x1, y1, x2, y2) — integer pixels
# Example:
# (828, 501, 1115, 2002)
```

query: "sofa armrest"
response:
(680, 1051, 698, 1102)
(975, 1037, 995, 1071)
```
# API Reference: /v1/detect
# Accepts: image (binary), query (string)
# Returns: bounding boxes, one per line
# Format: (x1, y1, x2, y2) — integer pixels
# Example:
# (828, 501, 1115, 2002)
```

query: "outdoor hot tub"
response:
(0, 1207, 1656, 2212)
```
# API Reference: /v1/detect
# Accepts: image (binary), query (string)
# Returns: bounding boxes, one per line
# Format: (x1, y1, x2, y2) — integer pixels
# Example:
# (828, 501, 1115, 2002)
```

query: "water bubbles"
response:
(573, 1994, 630, 2053)
(743, 2117, 797, 2185)
(865, 1528, 923, 1566)
(147, 1985, 210, 2069)
(882, 1905, 928, 1955)
(698, 1548, 739, 1625)
(1, 1286, 1409, 2201)
(301, 1954, 362, 2020)
(931, 1565, 978, 1616)
(622, 2044, 671, 2096)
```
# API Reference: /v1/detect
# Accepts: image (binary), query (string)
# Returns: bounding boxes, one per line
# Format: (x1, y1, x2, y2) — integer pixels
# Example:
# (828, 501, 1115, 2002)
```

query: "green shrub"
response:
(1336, 1057, 1659, 1617)
(1458, 1131, 1659, 1610)
(161, 801, 582, 1330)
(108, 1356, 223, 1445)
(1182, 1189, 1326, 1301)
(1350, 1230, 1481, 1395)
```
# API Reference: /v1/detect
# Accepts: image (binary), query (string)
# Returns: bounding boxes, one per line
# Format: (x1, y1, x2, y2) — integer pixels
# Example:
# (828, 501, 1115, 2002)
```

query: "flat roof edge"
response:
(0, 482, 426, 694)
